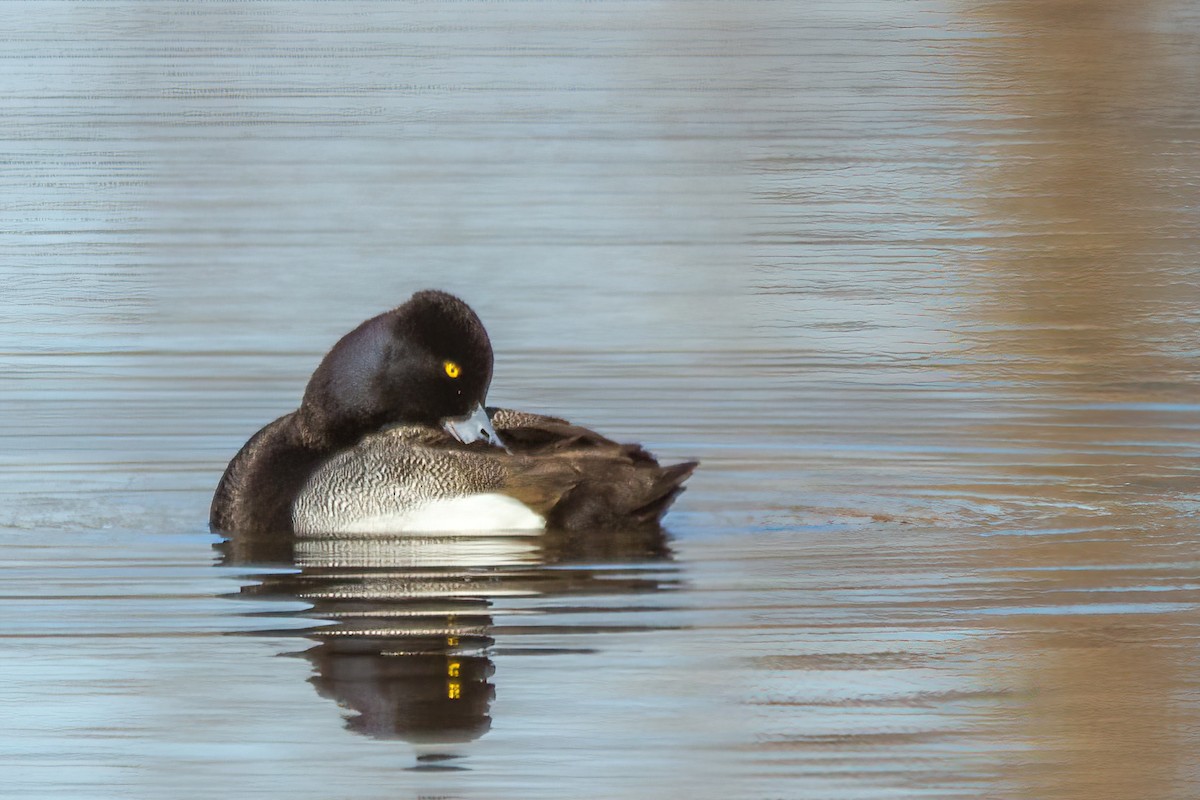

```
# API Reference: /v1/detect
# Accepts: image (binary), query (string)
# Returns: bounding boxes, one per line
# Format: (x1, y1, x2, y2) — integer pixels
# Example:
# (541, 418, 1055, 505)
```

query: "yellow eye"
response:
(443, 360, 461, 379)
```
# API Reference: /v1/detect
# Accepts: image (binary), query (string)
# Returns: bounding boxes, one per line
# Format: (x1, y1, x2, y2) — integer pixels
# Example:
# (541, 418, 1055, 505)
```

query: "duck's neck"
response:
(296, 404, 384, 452)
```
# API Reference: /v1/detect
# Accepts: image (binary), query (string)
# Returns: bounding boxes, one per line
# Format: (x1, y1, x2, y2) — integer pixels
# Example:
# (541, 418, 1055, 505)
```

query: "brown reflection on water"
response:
(956, 2, 1200, 798)
(960, 0, 1200, 395)
(1012, 620, 1188, 800)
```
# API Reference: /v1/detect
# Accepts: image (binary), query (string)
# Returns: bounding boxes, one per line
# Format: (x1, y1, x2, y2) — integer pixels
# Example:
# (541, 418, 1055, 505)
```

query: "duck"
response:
(210, 290, 697, 536)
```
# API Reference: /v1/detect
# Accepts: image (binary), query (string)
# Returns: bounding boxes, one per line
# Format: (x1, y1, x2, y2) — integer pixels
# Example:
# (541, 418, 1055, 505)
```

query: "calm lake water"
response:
(4, 1, 1200, 798)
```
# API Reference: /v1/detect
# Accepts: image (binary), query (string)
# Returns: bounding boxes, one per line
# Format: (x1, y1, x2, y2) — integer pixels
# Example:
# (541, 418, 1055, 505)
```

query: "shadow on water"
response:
(217, 527, 677, 761)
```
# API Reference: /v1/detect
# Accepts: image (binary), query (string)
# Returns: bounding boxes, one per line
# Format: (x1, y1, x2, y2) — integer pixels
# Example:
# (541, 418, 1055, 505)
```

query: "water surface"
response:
(3, 1, 1200, 798)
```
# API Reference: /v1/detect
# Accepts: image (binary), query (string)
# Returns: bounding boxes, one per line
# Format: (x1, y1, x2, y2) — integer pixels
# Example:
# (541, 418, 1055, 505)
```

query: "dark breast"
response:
(210, 413, 330, 535)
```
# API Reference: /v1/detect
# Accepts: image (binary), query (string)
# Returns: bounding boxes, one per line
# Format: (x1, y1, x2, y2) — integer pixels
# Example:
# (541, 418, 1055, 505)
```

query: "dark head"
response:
(297, 291, 498, 448)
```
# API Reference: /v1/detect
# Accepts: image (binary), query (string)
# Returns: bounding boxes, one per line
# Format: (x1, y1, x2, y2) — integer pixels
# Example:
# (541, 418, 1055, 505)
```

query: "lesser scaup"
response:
(210, 290, 697, 535)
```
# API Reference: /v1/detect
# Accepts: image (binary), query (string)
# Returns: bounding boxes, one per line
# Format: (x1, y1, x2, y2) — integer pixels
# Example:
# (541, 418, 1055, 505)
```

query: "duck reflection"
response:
(219, 527, 676, 748)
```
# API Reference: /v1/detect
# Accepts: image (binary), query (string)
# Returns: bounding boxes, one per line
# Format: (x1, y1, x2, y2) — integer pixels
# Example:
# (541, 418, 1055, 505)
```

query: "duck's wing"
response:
(488, 407, 698, 528)
(489, 407, 642, 457)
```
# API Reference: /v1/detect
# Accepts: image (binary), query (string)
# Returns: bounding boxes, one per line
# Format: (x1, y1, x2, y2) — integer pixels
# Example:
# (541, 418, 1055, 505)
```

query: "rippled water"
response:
(4, 1, 1200, 798)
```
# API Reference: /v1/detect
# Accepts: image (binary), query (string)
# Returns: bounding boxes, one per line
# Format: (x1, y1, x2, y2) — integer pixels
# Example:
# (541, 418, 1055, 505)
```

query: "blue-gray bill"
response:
(442, 403, 507, 450)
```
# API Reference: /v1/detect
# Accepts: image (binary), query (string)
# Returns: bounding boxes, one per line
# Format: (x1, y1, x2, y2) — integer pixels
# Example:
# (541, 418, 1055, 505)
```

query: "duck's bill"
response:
(442, 403, 507, 449)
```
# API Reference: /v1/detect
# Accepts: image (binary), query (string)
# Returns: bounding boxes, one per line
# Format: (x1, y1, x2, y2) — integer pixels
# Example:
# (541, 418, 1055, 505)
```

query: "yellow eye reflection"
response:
(443, 360, 462, 379)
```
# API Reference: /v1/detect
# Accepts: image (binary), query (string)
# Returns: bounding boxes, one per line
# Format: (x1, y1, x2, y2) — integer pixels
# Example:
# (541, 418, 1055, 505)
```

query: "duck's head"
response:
(297, 290, 502, 449)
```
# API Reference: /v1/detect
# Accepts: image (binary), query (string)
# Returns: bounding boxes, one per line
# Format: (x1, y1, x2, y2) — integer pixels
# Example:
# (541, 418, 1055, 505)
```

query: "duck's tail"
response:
(629, 460, 699, 526)
(533, 454, 698, 531)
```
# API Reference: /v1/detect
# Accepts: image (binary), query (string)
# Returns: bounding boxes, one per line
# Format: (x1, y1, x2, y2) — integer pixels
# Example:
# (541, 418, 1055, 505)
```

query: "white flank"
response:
(326, 493, 545, 536)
